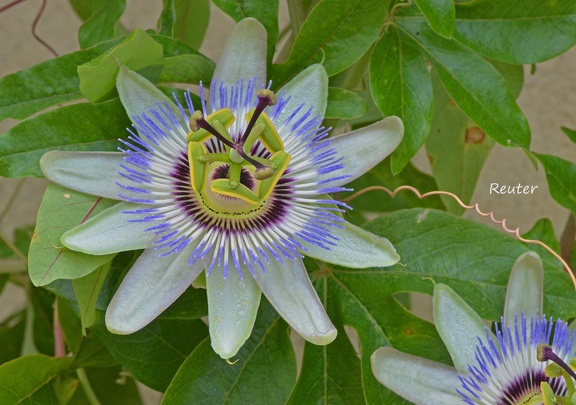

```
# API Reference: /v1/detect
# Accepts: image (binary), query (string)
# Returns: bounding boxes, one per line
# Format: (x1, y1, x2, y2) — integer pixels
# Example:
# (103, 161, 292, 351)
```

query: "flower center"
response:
(186, 89, 291, 211)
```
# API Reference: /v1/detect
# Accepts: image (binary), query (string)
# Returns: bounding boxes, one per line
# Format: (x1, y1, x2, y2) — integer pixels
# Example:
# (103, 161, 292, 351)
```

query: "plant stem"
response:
(77, 368, 101, 405)
(0, 178, 25, 226)
(53, 298, 66, 358)
(0, 230, 28, 264)
(560, 213, 575, 263)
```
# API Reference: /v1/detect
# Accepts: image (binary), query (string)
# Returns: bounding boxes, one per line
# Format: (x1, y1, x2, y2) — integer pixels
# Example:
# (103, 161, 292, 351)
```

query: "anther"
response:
(254, 167, 275, 180)
(190, 111, 234, 148)
(240, 89, 276, 144)
(537, 344, 576, 380)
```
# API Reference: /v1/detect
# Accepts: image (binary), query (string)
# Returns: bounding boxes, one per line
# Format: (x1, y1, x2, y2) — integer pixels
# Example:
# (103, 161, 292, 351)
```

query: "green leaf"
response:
(158, 0, 177, 36)
(414, 0, 455, 38)
(0, 311, 26, 365)
(287, 278, 364, 404)
(522, 219, 561, 254)
(58, 297, 118, 369)
(0, 39, 122, 121)
(489, 59, 524, 99)
(370, 25, 433, 174)
(454, 0, 576, 64)
(69, 0, 93, 21)
(0, 98, 131, 178)
(212, 0, 279, 66)
(396, 17, 531, 149)
(362, 209, 576, 320)
(78, 0, 126, 48)
(535, 153, 576, 214)
(91, 313, 208, 392)
(28, 184, 116, 286)
(69, 365, 143, 404)
(324, 87, 368, 119)
(162, 298, 296, 404)
(272, 0, 390, 85)
(561, 126, 576, 144)
(158, 54, 215, 85)
(156, 287, 208, 320)
(173, 0, 210, 50)
(72, 262, 113, 330)
(78, 29, 164, 102)
(30, 286, 55, 356)
(309, 207, 576, 401)
(0, 355, 71, 404)
(426, 69, 494, 214)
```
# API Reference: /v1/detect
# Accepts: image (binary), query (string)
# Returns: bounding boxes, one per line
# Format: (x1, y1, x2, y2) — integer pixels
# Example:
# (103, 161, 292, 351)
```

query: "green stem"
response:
(0, 230, 27, 264)
(560, 213, 575, 263)
(77, 368, 101, 405)
(0, 178, 25, 226)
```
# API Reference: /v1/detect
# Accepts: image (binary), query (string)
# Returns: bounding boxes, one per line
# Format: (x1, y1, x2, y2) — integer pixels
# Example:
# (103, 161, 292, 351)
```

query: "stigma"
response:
(186, 89, 291, 205)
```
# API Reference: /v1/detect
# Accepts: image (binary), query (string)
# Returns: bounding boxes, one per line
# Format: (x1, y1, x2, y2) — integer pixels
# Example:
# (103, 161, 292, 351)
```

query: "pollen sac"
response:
(187, 109, 235, 143)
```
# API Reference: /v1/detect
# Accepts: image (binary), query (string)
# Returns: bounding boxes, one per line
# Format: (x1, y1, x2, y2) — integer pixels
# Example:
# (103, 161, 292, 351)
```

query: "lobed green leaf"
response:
(72, 261, 113, 330)
(0, 98, 130, 178)
(535, 153, 576, 214)
(162, 298, 296, 404)
(396, 17, 531, 149)
(28, 184, 116, 286)
(414, 0, 455, 38)
(287, 278, 365, 404)
(454, 0, 576, 64)
(325, 87, 368, 120)
(173, 0, 210, 50)
(370, 25, 433, 174)
(91, 313, 208, 392)
(158, 0, 177, 37)
(272, 0, 390, 86)
(78, 0, 126, 49)
(78, 29, 164, 102)
(426, 70, 494, 214)
(0, 40, 122, 121)
(159, 54, 215, 85)
(212, 0, 279, 66)
(0, 355, 71, 404)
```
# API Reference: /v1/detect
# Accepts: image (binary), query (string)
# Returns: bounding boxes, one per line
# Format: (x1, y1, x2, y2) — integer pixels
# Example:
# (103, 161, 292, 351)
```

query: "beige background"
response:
(1, 1, 576, 403)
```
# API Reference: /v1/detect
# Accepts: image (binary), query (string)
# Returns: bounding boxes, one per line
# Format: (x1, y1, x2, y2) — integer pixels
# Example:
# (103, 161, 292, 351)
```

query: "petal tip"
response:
(306, 326, 337, 346)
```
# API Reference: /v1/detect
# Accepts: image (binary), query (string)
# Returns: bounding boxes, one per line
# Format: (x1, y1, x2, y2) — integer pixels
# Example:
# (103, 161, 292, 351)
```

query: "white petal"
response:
(116, 66, 184, 126)
(206, 264, 261, 359)
(41, 151, 130, 200)
(319, 116, 404, 187)
(275, 64, 328, 127)
(371, 347, 461, 405)
(301, 220, 399, 268)
(210, 18, 267, 107)
(504, 251, 543, 326)
(106, 242, 209, 334)
(433, 284, 496, 371)
(61, 202, 155, 255)
(253, 257, 336, 345)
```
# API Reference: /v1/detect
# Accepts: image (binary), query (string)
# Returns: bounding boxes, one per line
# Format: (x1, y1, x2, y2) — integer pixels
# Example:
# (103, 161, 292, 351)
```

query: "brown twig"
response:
(31, 0, 58, 57)
(341, 185, 576, 289)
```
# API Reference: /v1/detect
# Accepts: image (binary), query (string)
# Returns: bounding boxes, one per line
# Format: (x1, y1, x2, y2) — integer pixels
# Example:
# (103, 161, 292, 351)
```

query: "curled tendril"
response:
(0, 0, 58, 57)
(340, 185, 576, 289)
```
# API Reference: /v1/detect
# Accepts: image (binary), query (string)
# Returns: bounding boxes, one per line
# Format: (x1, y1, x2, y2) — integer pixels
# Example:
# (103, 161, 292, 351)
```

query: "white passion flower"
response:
(40, 18, 404, 359)
(371, 252, 576, 404)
